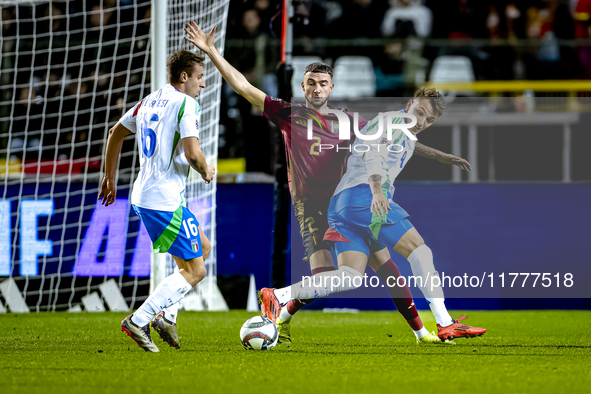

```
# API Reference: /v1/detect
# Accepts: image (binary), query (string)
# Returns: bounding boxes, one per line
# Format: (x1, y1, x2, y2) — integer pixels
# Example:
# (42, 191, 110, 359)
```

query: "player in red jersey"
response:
(185, 21, 470, 344)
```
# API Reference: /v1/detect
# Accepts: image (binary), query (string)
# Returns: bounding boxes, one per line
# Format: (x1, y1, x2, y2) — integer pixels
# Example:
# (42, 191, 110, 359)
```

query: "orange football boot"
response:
(258, 288, 281, 323)
(437, 315, 486, 340)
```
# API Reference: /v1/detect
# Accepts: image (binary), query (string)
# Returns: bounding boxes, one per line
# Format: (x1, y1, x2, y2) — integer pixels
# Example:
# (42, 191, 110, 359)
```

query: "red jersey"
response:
(263, 96, 368, 203)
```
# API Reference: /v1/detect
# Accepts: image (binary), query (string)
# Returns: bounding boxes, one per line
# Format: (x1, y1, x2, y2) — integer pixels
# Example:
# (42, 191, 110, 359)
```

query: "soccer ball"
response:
(240, 316, 279, 351)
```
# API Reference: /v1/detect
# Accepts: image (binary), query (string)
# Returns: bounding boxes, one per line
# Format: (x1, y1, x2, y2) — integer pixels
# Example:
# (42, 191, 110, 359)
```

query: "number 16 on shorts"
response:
(182, 218, 200, 252)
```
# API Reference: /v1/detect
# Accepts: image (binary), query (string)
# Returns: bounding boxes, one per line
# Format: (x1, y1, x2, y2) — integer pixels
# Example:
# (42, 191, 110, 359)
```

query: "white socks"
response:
(414, 326, 429, 339)
(274, 266, 364, 305)
(279, 306, 293, 323)
(407, 245, 454, 327)
(132, 271, 192, 327)
(163, 266, 182, 323)
(164, 301, 181, 323)
(429, 299, 454, 327)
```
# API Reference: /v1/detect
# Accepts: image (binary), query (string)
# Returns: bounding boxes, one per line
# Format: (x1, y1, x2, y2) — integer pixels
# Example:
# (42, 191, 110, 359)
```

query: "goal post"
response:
(0, 0, 229, 313)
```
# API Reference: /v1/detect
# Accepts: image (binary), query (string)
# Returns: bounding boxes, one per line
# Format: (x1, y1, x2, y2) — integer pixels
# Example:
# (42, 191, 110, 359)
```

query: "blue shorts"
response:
(133, 204, 203, 260)
(325, 184, 413, 257)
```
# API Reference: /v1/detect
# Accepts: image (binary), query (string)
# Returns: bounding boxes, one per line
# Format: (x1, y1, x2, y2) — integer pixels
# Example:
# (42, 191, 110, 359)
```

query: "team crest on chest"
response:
(329, 120, 338, 134)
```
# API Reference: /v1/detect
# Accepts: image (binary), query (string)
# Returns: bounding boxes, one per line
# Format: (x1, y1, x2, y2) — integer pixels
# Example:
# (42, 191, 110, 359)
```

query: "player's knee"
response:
(195, 264, 207, 283)
(397, 232, 426, 258)
(184, 261, 206, 287)
(410, 243, 432, 259)
(309, 249, 333, 269)
(404, 234, 425, 253)
(367, 253, 385, 272)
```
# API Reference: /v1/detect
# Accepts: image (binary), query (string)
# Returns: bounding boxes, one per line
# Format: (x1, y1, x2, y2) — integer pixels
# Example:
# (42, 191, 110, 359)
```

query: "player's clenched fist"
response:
(202, 165, 216, 184)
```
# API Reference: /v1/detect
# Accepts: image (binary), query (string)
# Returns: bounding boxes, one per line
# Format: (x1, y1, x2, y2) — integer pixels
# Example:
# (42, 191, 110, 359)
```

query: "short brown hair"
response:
(304, 62, 333, 78)
(414, 87, 447, 117)
(167, 50, 205, 84)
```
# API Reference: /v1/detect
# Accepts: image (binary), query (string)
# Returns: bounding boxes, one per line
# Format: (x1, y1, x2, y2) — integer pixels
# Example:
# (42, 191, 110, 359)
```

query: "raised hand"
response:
(184, 21, 216, 53)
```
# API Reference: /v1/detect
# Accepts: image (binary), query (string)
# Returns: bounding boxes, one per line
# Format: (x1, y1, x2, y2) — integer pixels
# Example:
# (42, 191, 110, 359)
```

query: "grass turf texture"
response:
(1, 310, 590, 394)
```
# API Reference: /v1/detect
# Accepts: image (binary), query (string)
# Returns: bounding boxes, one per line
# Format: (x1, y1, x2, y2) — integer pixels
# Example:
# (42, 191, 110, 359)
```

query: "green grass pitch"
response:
(1, 310, 590, 394)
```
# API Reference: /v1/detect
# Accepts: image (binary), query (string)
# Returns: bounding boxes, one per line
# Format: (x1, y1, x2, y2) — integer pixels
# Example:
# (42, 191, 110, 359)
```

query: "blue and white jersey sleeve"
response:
(365, 111, 416, 189)
(178, 97, 200, 140)
(332, 110, 415, 198)
(364, 137, 389, 184)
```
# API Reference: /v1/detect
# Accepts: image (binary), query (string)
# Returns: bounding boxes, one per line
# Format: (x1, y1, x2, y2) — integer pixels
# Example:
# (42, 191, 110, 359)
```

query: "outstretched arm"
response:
(184, 21, 266, 112)
(414, 142, 471, 171)
(98, 122, 133, 206)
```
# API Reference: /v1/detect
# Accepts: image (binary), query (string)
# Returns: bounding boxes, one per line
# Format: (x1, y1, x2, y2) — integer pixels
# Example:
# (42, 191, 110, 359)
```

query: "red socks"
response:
(376, 259, 423, 331)
(310, 266, 337, 276)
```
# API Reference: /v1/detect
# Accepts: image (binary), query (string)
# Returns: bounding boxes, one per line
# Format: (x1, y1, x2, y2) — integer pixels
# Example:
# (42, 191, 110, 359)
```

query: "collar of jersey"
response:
(166, 84, 180, 93)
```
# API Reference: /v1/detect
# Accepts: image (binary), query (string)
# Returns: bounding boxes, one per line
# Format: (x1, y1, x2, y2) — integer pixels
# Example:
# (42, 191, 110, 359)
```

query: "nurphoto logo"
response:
(306, 110, 417, 141)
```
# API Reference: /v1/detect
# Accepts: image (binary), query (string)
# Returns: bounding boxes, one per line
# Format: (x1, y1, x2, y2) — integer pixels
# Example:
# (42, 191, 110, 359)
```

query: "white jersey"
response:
(333, 110, 416, 198)
(120, 84, 201, 211)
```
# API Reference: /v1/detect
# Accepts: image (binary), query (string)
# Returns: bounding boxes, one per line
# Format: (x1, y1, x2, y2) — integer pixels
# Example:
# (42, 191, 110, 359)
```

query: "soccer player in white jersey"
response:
(261, 88, 486, 341)
(99, 50, 215, 352)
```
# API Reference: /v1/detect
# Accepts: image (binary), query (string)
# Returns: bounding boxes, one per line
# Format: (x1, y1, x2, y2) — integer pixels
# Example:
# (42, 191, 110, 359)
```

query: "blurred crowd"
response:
(227, 0, 591, 43)
(0, 0, 150, 164)
(3, 0, 591, 165)
(221, 0, 591, 163)
(225, 0, 591, 84)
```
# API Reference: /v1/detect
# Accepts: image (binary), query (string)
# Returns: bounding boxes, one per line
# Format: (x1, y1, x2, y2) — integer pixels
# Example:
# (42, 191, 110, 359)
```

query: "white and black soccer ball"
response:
(240, 316, 279, 351)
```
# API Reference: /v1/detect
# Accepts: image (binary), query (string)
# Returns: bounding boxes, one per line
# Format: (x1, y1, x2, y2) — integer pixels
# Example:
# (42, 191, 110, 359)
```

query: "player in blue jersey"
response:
(99, 50, 215, 352)
(262, 88, 486, 341)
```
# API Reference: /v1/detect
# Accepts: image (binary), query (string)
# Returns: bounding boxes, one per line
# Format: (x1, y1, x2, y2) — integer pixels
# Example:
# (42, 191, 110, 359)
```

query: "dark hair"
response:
(304, 62, 333, 78)
(167, 50, 205, 84)
(413, 87, 447, 117)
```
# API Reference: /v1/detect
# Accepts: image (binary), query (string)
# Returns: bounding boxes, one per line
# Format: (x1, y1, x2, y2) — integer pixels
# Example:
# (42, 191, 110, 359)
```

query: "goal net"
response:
(0, 0, 229, 312)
